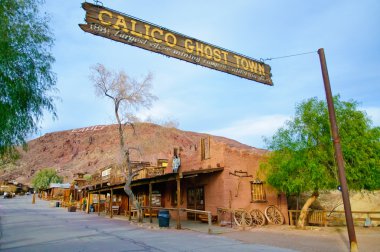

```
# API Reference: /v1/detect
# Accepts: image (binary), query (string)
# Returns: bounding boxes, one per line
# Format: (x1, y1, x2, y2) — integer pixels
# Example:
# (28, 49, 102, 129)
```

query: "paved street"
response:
(2, 196, 380, 252)
(0, 196, 295, 252)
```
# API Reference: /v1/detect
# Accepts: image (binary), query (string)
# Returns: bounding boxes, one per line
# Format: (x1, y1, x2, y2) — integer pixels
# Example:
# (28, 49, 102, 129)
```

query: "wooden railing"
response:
(288, 210, 380, 226)
(85, 166, 166, 187)
(140, 206, 215, 234)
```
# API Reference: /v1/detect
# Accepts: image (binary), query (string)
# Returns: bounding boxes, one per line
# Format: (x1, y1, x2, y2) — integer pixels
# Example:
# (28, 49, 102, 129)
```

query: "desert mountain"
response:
(1, 123, 266, 185)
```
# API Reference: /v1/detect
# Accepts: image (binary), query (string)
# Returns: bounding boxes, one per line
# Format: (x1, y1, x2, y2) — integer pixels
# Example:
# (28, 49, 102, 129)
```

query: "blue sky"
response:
(36, 0, 380, 149)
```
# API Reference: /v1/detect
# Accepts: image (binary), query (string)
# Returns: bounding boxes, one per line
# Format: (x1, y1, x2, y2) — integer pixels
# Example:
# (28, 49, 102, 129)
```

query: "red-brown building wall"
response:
(162, 137, 289, 224)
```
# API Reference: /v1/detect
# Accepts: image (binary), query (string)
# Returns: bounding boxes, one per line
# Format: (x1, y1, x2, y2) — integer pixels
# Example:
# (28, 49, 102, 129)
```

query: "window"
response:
(251, 181, 266, 202)
(173, 147, 178, 157)
(157, 159, 168, 167)
(201, 137, 210, 160)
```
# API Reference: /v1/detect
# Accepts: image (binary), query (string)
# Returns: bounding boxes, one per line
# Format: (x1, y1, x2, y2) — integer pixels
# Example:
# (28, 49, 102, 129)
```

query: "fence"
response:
(288, 210, 380, 227)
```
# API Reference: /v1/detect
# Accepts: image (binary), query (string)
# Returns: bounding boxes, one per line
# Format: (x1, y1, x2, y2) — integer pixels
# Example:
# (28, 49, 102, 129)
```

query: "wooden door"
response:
(187, 186, 205, 220)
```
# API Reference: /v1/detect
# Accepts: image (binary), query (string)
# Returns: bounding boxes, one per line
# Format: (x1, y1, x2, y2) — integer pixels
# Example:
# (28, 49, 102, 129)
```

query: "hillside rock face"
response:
(1, 123, 265, 185)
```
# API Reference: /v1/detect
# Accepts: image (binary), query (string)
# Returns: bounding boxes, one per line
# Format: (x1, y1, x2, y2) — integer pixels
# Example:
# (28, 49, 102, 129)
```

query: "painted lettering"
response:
(213, 48, 221, 62)
(144, 24, 151, 39)
(204, 45, 213, 59)
(98, 10, 112, 26)
(113, 15, 129, 33)
(221, 51, 228, 64)
(185, 39, 194, 53)
(234, 55, 242, 68)
(195, 42, 204, 57)
(151, 28, 163, 43)
(241, 58, 249, 70)
(164, 32, 176, 47)
(130, 20, 142, 37)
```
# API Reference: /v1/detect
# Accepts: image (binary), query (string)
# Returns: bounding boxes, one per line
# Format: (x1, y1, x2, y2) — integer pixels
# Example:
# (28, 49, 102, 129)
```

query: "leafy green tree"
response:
(262, 96, 380, 227)
(0, 0, 57, 159)
(32, 168, 63, 191)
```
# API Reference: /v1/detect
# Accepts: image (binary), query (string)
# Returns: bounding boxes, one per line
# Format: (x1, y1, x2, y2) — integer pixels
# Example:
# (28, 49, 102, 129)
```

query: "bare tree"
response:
(90, 63, 157, 221)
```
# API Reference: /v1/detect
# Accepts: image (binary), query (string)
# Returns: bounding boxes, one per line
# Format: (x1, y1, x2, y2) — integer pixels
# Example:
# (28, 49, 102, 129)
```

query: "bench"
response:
(106, 205, 120, 215)
(124, 208, 139, 218)
(144, 209, 158, 218)
(111, 206, 120, 215)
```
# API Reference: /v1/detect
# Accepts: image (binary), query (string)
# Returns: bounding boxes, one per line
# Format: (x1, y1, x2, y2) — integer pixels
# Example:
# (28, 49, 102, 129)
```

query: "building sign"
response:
(79, 2, 273, 85)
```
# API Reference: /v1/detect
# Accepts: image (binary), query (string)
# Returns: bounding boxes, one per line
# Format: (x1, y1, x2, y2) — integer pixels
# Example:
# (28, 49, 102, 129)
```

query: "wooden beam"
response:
(97, 191, 100, 216)
(110, 189, 113, 218)
(176, 175, 181, 229)
(149, 182, 152, 223)
(86, 192, 90, 214)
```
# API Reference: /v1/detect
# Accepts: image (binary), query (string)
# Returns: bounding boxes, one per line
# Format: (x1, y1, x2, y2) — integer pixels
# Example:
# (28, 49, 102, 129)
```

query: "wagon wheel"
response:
(233, 209, 253, 226)
(264, 205, 284, 225)
(250, 209, 266, 226)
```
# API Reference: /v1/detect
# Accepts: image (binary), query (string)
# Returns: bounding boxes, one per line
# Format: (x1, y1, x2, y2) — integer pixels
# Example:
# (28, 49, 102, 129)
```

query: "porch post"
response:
(110, 189, 113, 218)
(176, 175, 181, 229)
(86, 192, 90, 214)
(97, 191, 100, 216)
(149, 182, 153, 223)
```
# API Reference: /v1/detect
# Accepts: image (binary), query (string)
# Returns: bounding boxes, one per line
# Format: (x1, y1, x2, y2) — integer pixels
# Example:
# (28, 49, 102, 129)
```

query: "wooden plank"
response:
(176, 176, 181, 229)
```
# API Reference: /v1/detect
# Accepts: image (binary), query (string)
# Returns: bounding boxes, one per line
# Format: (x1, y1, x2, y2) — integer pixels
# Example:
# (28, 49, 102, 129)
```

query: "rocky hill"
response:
(0, 123, 266, 185)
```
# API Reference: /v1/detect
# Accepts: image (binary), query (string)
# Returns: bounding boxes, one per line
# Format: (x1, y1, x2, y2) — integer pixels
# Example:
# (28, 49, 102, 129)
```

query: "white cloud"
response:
(205, 114, 290, 148)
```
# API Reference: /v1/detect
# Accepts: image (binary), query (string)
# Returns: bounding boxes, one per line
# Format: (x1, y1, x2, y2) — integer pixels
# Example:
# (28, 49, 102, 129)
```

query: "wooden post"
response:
(32, 192, 36, 204)
(86, 193, 90, 214)
(208, 212, 212, 234)
(318, 48, 358, 252)
(110, 189, 113, 218)
(176, 175, 181, 229)
(149, 182, 153, 223)
(97, 191, 100, 216)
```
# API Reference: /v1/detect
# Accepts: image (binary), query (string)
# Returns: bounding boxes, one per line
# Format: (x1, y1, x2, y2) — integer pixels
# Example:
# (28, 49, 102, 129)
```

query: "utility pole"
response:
(318, 48, 358, 252)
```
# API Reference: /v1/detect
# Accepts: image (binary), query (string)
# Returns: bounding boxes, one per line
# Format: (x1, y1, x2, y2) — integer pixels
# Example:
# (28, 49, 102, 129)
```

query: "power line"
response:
(263, 50, 317, 62)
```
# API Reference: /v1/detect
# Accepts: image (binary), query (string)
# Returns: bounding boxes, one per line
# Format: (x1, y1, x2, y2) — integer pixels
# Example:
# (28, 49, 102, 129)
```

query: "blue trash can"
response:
(158, 210, 170, 227)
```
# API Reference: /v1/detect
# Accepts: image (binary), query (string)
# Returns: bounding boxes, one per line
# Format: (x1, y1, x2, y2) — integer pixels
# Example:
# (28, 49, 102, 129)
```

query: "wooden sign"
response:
(79, 2, 273, 85)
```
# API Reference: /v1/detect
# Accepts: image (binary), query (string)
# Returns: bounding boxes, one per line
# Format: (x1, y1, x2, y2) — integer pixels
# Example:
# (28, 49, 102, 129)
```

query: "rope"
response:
(263, 50, 317, 62)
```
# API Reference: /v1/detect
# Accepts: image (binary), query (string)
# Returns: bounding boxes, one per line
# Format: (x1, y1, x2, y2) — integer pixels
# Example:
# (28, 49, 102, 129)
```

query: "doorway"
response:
(187, 186, 205, 220)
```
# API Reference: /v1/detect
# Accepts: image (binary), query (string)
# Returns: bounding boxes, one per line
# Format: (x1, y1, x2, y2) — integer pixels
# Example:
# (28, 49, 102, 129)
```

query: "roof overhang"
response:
(86, 167, 224, 192)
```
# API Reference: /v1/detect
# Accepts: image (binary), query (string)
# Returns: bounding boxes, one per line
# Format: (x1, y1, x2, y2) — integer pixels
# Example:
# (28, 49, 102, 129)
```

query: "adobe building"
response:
(82, 123, 288, 226)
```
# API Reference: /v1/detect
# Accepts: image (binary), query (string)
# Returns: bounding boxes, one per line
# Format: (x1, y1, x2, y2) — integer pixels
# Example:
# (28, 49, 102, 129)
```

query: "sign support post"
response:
(318, 48, 358, 252)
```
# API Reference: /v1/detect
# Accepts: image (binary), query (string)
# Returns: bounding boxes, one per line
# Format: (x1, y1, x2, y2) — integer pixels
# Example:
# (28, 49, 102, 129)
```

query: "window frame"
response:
(250, 181, 267, 203)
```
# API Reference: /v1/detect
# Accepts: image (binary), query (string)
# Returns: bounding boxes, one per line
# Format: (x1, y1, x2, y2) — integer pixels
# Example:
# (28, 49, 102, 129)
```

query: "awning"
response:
(86, 167, 224, 192)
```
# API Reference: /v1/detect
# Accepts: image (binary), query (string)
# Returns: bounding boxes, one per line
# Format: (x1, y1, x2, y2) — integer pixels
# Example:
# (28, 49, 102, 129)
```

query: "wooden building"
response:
(82, 133, 288, 226)
(45, 183, 78, 202)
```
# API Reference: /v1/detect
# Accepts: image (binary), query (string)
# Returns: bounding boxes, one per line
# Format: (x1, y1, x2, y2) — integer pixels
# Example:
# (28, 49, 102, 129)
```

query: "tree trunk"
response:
(114, 106, 143, 222)
(297, 191, 319, 228)
(122, 149, 143, 222)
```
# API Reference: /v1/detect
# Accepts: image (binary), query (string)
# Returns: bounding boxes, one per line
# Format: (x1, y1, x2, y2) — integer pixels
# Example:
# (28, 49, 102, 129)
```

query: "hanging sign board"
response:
(79, 2, 273, 85)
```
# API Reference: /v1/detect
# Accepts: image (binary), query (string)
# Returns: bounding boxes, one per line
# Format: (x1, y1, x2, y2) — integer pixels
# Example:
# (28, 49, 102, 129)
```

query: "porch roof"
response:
(182, 167, 224, 177)
(86, 167, 224, 193)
